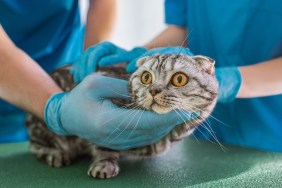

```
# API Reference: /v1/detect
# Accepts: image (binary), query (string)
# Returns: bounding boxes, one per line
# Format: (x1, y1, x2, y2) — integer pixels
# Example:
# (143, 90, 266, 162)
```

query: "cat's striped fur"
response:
(26, 54, 218, 179)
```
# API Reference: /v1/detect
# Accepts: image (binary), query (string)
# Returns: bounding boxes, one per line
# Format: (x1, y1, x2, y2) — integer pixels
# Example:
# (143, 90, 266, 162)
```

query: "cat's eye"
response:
(171, 72, 188, 87)
(141, 71, 152, 84)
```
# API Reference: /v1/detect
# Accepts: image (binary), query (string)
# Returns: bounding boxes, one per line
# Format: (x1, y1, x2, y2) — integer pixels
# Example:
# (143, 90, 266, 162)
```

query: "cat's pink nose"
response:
(150, 88, 162, 96)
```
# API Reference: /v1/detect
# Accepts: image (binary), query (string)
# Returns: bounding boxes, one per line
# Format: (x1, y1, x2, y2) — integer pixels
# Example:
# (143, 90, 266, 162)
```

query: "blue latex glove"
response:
(126, 46, 194, 73)
(71, 42, 147, 83)
(215, 67, 242, 103)
(44, 74, 197, 150)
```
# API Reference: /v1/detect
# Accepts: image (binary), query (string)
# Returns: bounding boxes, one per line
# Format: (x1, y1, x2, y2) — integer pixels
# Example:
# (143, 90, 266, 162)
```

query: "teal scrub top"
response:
(165, 0, 282, 152)
(0, 0, 84, 142)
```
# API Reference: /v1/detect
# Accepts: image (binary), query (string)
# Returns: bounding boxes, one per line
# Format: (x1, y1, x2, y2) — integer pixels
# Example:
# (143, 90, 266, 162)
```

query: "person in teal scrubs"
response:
(81, 0, 282, 152)
(0, 1, 193, 149)
(0, 0, 116, 142)
(161, 0, 282, 152)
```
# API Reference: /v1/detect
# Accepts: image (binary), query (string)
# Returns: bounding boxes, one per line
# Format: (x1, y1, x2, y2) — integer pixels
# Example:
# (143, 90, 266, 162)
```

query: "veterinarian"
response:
(0, 1, 194, 148)
(78, 0, 282, 152)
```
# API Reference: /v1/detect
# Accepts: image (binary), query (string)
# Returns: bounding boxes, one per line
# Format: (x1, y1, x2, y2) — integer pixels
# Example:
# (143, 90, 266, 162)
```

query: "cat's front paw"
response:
(88, 160, 119, 179)
(36, 151, 72, 167)
(30, 144, 72, 167)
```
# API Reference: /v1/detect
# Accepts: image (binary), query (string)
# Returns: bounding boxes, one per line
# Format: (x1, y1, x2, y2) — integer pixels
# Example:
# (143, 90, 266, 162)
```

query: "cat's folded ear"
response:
(192, 55, 215, 75)
(136, 56, 151, 67)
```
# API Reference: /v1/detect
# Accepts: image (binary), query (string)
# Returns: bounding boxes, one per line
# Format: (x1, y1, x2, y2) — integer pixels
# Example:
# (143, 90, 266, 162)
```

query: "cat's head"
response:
(128, 54, 219, 115)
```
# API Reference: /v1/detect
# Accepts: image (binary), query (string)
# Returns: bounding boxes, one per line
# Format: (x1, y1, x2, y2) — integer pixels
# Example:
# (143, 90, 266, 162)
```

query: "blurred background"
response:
(80, 0, 166, 49)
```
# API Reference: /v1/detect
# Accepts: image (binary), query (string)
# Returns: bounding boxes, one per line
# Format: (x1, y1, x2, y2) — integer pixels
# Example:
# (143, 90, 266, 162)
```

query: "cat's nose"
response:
(150, 87, 163, 96)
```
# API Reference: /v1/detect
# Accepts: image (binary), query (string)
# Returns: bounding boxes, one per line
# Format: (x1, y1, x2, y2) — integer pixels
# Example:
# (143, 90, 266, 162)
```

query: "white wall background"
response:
(80, 0, 166, 49)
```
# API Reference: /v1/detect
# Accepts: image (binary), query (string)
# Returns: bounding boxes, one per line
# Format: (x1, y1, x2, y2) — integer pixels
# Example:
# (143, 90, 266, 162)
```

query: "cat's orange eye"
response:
(171, 72, 188, 87)
(141, 71, 152, 85)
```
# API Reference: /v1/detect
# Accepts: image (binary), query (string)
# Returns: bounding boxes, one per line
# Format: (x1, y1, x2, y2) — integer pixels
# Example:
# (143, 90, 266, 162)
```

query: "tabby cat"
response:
(26, 54, 219, 179)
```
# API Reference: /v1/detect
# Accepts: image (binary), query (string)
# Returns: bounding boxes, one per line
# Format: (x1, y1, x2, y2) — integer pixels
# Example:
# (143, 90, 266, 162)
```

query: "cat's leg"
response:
(169, 122, 196, 143)
(30, 142, 74, 167)
(27, 115, 87, 167)
(126, 137, 171, 158)
(88, 146, 120, 179)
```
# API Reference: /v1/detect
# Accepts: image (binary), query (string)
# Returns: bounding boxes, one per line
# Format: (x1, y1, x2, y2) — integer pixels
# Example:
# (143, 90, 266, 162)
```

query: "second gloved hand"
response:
(215, 67, 242, 103)
(44, 74, 197, 150)
(126, 46, 194, 73)
(71, 42, 147, 83)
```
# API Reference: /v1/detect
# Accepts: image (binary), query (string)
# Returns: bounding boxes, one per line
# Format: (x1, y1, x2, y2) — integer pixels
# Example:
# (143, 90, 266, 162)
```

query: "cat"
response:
(26, 54, 219, 179)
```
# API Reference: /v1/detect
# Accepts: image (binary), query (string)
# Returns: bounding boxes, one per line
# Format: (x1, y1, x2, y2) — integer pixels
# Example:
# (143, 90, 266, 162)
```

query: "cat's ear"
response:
(192, 55, 215, 74)
(136, 56, 150, 67)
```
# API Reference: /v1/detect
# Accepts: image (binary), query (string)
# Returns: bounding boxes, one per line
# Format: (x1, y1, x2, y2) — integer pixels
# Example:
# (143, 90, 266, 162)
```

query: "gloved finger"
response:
(86, 131, 148, 149)
(104, 135, 151, 150)
(84, 51, 98, 75)
(126, 59, 138, 73)
(137, 110, 199, 130)
(85, 74, 130, 100)
(98, 55, 128, 67)
(111, 130, 174, 150)
(70, 62, 81, 83)
(82, 45, 115, 79)
(123, 124, 173, 143)
(72, 42, 118, 82)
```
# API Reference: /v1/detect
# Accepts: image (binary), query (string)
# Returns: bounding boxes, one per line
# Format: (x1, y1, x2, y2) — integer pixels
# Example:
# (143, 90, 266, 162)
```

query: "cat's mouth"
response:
(150, 101, 163, 108)
(150, 100, 172, 114)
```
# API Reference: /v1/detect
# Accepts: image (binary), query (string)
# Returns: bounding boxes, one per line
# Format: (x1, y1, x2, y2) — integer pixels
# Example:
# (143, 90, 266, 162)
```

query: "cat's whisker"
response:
(172, 109, 196, 133)
(186, 30, 193, 47)
(94, 102, 143, 125)
(172, 109, 201, 143)
(180, 34, 189, 48)
(201, 120, 228, 152)
(178, 108, 227, 151)
(126, 107, 145, 140)
(174, 104, 213, 136)
(177, 101, 230, 127)
(177, 35, 189, 55)
(176, 109, 214, 143)
(99, 103, 144, 140)
(108, 106, 143, 144)
(96, 105, 132, 123)
(92, 100, 141, 118)
(104, 86, 132, 98)
(198, 121, 227, 152)
(101, 106, 143, 144)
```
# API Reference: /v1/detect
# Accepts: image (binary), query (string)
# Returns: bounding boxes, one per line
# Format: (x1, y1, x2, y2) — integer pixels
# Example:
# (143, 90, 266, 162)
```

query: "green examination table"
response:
(1, 138, 282, 188)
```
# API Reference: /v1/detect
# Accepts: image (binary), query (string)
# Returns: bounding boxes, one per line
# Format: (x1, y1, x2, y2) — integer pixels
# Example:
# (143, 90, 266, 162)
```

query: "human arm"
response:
(0, 26, 62, 119)
(237, 57, 282, 98)
(144, 26, 187, 49)
(92, 26, 188, 73)
(70, 0, 116, 82)
(83, 0, 116, 50)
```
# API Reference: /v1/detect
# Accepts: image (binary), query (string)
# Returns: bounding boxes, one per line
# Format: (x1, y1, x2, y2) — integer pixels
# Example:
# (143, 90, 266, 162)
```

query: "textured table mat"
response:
(1, 138, 282, 188)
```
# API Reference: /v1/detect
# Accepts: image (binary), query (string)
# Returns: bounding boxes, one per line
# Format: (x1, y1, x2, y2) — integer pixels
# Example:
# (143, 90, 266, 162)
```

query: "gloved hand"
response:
(215, 67, 242, 103)
(126, 46, 194, 73)
(44, 74, 197, 150)
(71, 41, 147, 83)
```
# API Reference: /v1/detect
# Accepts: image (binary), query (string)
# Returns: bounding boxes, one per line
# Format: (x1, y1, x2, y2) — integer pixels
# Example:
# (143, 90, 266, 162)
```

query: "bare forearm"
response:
(0, 28, 62, 119)
(84, 0, 116, 50)
(238, 57, 282, 98)
(144, 26, 187, 49)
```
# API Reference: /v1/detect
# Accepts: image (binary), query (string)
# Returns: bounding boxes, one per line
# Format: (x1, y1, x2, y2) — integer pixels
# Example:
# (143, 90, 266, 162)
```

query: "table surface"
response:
(1, 138, 282, 188)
